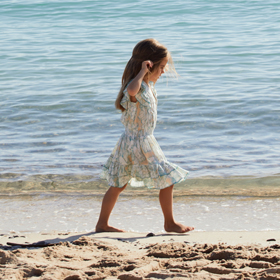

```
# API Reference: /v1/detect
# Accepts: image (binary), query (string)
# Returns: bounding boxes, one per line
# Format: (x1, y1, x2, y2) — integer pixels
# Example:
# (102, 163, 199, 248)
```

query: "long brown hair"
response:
(115, 38, 177, 111)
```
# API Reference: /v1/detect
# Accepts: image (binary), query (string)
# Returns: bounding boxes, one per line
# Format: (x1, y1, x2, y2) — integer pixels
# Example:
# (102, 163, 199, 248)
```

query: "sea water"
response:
(0, 0, 280, 233)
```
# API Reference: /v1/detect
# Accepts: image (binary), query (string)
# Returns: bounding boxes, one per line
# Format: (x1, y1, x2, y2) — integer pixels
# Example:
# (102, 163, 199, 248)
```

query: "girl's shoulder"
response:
(140, 80, 149, 92)
(121, 80, 152, 109)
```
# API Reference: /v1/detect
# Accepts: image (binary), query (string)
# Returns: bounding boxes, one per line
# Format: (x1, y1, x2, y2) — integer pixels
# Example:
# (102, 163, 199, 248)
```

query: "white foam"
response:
(0, 194, 279, 234)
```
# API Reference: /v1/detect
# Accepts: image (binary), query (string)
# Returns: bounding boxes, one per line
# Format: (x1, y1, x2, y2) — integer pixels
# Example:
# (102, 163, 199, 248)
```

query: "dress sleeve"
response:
(120, 86, 130, 110)
(135, 81, 150, 106)
(120, 81, 150, 109)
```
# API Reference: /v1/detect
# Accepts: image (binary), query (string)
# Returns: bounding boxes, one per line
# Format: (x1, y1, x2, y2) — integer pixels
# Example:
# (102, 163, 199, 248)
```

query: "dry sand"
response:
(1, 231, 280, 280)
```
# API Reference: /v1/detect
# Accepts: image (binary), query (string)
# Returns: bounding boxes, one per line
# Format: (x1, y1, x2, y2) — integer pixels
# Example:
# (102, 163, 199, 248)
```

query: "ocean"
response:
(0, 0, 279, 233)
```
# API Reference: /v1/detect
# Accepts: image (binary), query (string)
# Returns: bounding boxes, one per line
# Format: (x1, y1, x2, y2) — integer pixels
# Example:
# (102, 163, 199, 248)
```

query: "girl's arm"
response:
(127, 60, 153, 97)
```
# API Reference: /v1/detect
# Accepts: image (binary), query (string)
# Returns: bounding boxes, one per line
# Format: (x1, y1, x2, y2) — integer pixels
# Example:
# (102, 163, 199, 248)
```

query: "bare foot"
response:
(165, 222, 194, 233)
(95, 224, 126, 233)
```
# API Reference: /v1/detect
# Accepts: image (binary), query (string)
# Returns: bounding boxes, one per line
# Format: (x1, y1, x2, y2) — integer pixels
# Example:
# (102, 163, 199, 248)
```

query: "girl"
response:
(97, 38, 194, 233)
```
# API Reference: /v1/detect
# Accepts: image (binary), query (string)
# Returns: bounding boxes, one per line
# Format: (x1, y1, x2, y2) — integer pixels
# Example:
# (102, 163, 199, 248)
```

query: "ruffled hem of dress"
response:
(100, 161, 189, 190)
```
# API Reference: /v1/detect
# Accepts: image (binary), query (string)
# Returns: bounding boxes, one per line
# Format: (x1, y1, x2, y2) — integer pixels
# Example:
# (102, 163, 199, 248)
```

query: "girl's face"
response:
(149, 57, 168, 83)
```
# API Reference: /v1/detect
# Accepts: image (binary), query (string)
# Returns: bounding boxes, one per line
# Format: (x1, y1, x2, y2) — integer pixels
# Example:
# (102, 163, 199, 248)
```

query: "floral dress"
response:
(100, 81, 189, 189)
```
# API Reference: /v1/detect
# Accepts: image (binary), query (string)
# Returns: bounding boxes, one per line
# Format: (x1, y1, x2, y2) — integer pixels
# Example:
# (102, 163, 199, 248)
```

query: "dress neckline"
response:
(142, 80, 155, 89)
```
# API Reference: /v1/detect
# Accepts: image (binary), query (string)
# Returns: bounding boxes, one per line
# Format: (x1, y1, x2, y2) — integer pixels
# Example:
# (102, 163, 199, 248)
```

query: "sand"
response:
(1, 231, 280, 280)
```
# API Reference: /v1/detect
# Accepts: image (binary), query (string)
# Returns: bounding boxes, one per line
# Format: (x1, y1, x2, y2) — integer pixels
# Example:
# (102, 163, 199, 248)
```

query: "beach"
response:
(1, 231, 280, 280)
(1, 0, 280, 279)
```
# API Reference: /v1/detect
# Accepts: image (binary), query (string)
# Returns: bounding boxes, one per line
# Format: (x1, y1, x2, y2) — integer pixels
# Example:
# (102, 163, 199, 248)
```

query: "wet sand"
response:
(1, 231, 280, 280)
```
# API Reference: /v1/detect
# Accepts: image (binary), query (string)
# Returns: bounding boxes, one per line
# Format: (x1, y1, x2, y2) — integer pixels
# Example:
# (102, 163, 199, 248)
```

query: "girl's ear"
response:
(147, 61, 153, 72)
(150, 62, 157, 73)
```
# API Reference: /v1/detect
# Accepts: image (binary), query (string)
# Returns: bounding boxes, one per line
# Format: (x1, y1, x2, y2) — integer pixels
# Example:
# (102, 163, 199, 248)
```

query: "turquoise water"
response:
(1, 0, 280, 195)
(1, 0, 280, 233)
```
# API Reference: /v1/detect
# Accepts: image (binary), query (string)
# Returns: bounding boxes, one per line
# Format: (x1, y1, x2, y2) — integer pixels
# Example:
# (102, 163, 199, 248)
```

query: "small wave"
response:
(0, 173, 279, 197)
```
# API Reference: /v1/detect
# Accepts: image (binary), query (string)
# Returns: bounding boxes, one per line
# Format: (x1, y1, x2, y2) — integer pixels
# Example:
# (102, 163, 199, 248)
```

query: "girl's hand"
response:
(127, 60, 153, 97)
(142, 60, 153, 73)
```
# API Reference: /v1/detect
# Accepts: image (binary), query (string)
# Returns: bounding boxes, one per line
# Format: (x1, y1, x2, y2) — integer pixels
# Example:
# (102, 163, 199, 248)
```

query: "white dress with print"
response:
(101, 81, 189, 189)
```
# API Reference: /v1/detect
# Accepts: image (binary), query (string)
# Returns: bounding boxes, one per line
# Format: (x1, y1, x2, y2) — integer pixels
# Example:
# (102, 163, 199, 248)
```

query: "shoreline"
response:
(1, 175, 280, 197)
(1, 231, 280, 280)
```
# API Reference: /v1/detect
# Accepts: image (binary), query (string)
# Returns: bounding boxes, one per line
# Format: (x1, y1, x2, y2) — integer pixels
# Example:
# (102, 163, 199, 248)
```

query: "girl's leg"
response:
(95, 184, 127, 232)
(159, 184, 194, 233)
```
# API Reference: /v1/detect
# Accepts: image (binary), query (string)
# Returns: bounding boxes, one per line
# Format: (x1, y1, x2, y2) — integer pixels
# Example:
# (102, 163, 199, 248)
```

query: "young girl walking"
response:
(97, 38, 194, 233)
